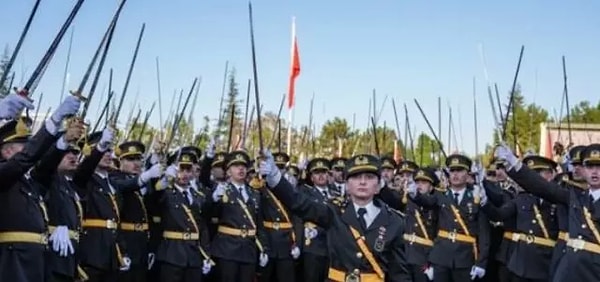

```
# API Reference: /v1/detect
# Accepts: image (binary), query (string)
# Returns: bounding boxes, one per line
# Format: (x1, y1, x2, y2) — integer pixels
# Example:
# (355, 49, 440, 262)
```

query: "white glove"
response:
(406, 179, 418, 198)
(0, 93, 34, 120)
(140, 163, 163, 184)
(49, 226, 74, 257)
(290, 245, 300, 259)
(478, 185, 488, 206)
(298, 157, 308, 171)
(202, 259, 213, 274)
(494, 144, 518, 169)
(424, 266, 434, 280)
(212, 182, 227, 202)
(120, 257, 132, 271)
(470, 266, 485, 280)
(147, 253, 155, 270)
(165, 164, 178, 178)
(259, 149, 282, 187)
(284, 173, 298, 187)
(97, 127, 115, 152)
(259, 253, 269, 267)
(304, 227, 318, 239)
(50, 95, 81, 124)
(205, 137, 216, 158)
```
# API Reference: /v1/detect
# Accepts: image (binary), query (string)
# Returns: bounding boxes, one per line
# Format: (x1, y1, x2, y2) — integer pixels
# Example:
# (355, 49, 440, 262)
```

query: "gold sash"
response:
(348, 226, 385, 279)
(449, 204, 478, 260)
(264, 188, 296, 244)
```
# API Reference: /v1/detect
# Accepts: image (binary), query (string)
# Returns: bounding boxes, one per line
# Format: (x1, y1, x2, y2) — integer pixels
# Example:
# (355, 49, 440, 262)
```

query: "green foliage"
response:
(564, 101, 600, 124)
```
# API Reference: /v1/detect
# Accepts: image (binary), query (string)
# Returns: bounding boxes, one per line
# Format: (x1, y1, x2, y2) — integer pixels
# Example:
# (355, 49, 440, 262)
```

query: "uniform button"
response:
(582, 224, 587, 229)
(454, 219, 458, 223)
(532, 220, 536, 224)
(529, 230, 533, 234)
(276, 218, 280, 221)
(356, 252, 363, 258)
(578, 235, 583, 239)
(414, 224, 418, 227)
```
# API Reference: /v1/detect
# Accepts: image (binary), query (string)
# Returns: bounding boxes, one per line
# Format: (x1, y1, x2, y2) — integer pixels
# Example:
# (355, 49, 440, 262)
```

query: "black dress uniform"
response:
(77, 132, 128, 282)
(269, 154, 412, 282)
(482, 155, 559, 282)
(260, 152, 302, 282)
(411, 154, 490, 282)
(330, 157, 348, 198)
(43, 142, 104, 282)
(505, 144, 600, 282)
(405, 168, 439, 282)
(0, 119, 62, 282)
(114, 141, 150, 282)
(210, 150, 269, 282)
(298, 157, 332, 282)
(152, 150, 213, 282)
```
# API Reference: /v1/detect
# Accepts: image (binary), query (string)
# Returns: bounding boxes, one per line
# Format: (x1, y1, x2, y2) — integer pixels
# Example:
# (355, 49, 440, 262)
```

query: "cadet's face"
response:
(227, 164, 247, 184)
(399, 172, 412, 182)
(99, 151, 113, 169)
(584, 164, 600, 188)
(0, 142, 24, 159)
(176, 165, 194, 185)
(331, 169, 344, 182)
(59, 151, 80, 171)
(381, 168, 394, 182)
(449, 169, 468, 187)
(573, 164, 584, 179)
(347, 172, 379, 199)
(193, 164, 201, 178)
(393, 175, 403, 187)
(212, 167, 225, 179)
(120, 157, 142, 174)
(416, 180, 432, 194)
(310, 170, 328, 186)
(536, 169, 555, 182)
(495, 168, 507, 181)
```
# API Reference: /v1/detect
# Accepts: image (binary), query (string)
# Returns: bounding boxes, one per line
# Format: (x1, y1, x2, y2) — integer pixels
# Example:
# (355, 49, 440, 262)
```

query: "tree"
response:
(496, 87, 549, 153)
(216, 67, 244, 151)
(0, 45, 11, 97)
(412, 133, 445, 167)
(564, 101, 600, 124)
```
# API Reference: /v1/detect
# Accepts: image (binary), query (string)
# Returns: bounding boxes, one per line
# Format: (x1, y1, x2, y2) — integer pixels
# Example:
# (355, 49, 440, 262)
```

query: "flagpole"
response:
(286, 16, 296, 157)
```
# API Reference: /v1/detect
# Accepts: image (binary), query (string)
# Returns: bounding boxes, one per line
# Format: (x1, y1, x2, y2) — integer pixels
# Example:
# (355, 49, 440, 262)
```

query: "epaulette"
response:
(434, 186, 447, 193)
(330, 196, 348, 208)
(387, 206, 405, 218)
(564, 178, 588, 190)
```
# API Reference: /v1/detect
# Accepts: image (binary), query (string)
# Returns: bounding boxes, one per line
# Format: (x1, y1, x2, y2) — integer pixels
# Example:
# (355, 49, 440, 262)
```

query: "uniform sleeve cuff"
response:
(56, 136, 69, 150)
(45, 119, 59, 136)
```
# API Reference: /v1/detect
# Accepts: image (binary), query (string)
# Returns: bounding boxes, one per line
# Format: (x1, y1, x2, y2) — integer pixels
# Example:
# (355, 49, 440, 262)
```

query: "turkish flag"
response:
(287, 18, 300, 109)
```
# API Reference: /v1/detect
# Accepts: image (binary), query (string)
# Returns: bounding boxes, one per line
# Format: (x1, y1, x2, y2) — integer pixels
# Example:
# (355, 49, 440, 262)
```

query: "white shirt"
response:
(590, 189, 600, 202)
(174, 184, 194, 205)
(450, 187, 467, 204)
(315, 186, 329, 199)
(335, 182, 346, 196)
(353, 201, 380, 228)
(95, 171, 116, 194)
(232, 182, 249, 202)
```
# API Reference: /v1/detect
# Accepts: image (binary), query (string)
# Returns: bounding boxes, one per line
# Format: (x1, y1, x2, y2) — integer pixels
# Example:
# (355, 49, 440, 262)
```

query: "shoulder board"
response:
(330, 196, 348, 207)
(387, 206, 405, 218)
(434, 187, 447, 193)
(565, 179, 588, 190)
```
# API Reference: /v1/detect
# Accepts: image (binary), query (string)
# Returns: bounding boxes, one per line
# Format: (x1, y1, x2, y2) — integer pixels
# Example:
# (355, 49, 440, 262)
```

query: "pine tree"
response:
(217, 68, 243, 151)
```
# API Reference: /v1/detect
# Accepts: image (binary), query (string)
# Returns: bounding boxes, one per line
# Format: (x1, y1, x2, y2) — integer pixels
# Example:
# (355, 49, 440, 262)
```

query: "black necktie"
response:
(239, 187, 245, 201)
(183, 190, 192, 205)
(321, 190, 328, 199)
(454, 193, 460, 205)
(357, 207, 368, 230)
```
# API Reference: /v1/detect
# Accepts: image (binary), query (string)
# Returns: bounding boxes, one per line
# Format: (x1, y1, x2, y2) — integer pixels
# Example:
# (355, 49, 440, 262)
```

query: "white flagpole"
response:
(286, 17, 296, 157)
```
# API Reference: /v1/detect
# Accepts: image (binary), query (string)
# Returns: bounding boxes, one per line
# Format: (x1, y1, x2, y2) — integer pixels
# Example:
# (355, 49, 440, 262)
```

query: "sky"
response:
(3, 0, 600, 156)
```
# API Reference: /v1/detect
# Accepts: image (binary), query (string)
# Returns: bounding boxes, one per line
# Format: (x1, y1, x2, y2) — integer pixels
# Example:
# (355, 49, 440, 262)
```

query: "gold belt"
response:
(0, 232, 48, 245)
(83, 219, 118, 229)
(120, 222, 149, 232)
(516, 233, 556, 248)
(328, 268, 382, 282)
(503, 231, 517, 241)
(567, 238, 600, 254)
(438, 230, 476, 243)
(48, 226, 80, 241)
(403, 233, 433, 247)
(162, 231, 199, 240)
(217, 226, 256, 238)
(558, 231, 569, 241)
(263, 221, 292, 230)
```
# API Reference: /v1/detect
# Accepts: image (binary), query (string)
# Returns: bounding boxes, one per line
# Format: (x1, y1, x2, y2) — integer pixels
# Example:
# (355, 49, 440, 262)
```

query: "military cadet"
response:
(404, 168, 439, 282)
(210, 149, 269, 282)
(495, 143, 600, 281)
(153, 148, 213, 282)
(549, 145, 586, 280)
(298, 157, 332, 282)
(480, 159, 518, 282)
(259, 151, 301, 282)
(114, 140, 162, 282)
(408, 154, 490, 282)
(397, 159, 419, 183)
(77, 130, 132, 282)
(286, 164, 300, 187)
(259, 151, 412, 281)
(481, 155, 559, 282)
(43, 123, 111, 282)
(380, 155, 397, 185)
(330, 157, 347, 198)
(0, 94, 82, 282)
